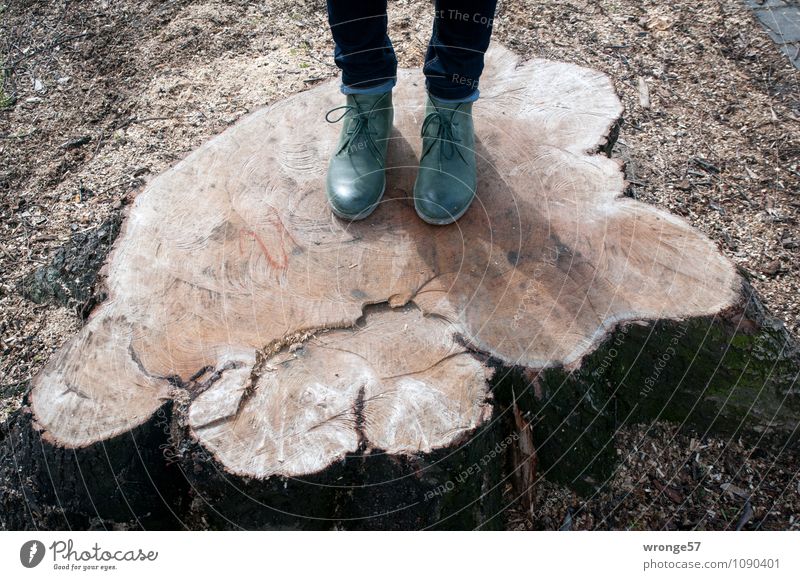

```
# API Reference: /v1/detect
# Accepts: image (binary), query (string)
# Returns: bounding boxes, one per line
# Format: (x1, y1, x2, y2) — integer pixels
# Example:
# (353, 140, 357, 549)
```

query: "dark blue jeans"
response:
(326, 0, 498, 102)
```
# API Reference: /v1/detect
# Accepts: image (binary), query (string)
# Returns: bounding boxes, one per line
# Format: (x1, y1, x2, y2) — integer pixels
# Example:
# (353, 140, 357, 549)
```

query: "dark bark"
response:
(0, 401, 187, 530)
(0, 399, 507, 530)
(18, 214, 121, 317)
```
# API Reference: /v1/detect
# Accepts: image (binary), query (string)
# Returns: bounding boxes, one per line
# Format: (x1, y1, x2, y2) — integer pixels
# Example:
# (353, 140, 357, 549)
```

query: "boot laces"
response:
(420, 102, 468, 170)
(325, 95, 387, 164)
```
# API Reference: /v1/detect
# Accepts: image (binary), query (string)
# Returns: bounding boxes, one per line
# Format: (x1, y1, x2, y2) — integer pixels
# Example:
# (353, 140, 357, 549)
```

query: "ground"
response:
(1, 0, 799, 530)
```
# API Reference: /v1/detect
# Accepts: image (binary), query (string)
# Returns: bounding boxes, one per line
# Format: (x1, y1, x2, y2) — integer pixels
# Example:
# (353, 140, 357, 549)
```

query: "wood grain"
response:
(29, 45, 740, 479)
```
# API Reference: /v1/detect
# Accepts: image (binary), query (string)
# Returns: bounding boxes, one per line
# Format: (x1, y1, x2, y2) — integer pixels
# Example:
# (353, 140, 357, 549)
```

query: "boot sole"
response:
(413, 192, 475, 226)
(329, 181, 385, 222)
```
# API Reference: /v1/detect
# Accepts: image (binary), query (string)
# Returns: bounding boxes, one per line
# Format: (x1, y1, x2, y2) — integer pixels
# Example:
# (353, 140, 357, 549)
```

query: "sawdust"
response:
(1, 0, 797, 529)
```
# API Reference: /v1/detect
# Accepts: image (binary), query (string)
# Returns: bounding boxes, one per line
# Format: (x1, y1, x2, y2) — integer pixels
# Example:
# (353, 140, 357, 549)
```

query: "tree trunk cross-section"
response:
(29, 44, 740, 452)
(2, 45, 797, 530)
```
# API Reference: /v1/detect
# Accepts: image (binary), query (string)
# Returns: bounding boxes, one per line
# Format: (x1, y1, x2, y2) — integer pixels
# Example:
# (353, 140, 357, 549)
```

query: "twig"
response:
(638, 76, 651, 110)
(115, 115, 175, 130)
(0, 128, 37, 140)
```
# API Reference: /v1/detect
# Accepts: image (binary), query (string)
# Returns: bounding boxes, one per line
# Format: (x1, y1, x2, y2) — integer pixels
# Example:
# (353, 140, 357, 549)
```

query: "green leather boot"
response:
(413, 94, 477, 225)
(325, 91, 393, 220)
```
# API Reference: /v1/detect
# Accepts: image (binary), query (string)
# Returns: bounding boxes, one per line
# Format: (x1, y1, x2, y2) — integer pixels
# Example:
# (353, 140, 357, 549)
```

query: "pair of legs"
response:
(325, 0, 498, 224)
(327, 0, 498, 101)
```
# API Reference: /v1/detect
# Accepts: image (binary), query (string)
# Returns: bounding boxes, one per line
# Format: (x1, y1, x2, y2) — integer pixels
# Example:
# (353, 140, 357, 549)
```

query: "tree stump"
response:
(2, 45, 798, 530)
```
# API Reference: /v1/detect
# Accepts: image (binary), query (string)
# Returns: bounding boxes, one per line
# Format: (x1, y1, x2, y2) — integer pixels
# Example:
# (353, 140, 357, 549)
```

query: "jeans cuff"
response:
(428, 87, 480, 103)
(341, 78, 396, 95)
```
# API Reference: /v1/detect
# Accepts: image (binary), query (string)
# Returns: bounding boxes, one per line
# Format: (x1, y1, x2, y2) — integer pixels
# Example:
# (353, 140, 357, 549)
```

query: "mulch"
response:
(1, 0, 797, 529)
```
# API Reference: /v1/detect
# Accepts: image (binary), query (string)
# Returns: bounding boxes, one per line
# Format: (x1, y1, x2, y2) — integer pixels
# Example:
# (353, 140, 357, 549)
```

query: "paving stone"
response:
(743, 0, 788, 8)
(744, 0, 800, 69)
(754, 6, 800, 43)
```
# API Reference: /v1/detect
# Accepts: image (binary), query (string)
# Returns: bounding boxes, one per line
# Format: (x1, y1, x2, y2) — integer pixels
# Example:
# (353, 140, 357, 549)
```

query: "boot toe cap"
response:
(414, 173, 476, 225)
(326, 173, 385, 220)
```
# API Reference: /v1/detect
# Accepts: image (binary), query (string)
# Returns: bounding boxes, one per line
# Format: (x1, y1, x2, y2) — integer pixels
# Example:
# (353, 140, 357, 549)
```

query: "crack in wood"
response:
(353, 384, 368, 452)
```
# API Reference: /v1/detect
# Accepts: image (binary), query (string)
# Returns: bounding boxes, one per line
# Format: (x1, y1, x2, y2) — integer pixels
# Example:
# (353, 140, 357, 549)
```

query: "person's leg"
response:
(413, 0, 498, 225)
(327, 0, 397, 94)
(423, 0, 498, 102)
(325, 1, 395, 220)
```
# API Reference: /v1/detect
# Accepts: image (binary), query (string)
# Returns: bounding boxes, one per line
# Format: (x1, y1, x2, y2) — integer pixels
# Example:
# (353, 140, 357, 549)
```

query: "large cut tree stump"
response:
(2, 45, 798, 530)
